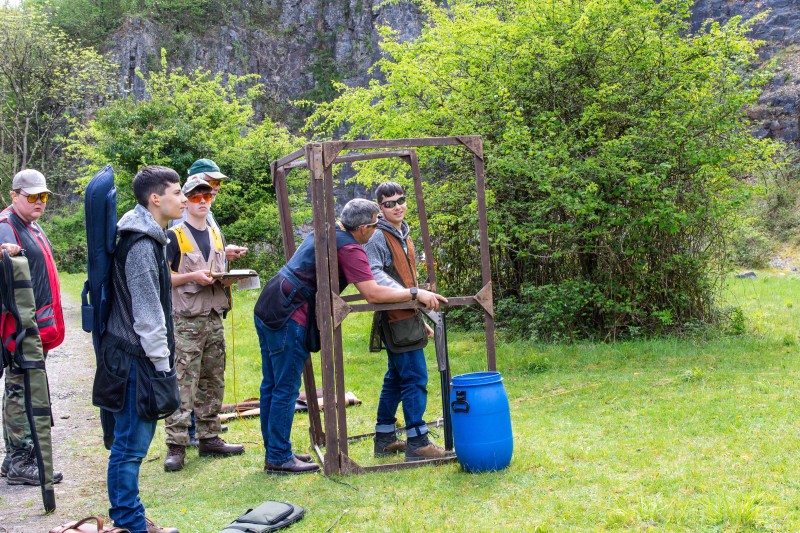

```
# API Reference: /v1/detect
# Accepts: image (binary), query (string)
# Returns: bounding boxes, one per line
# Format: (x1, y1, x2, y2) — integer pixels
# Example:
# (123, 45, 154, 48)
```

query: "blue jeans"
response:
(375, 346, 429, 438)
(255, 316, 309, 465)
(108, 362, 157, 533)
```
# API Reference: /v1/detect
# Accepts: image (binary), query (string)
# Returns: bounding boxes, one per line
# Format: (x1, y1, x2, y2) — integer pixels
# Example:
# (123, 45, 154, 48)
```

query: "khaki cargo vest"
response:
(171, 223, 229, 317)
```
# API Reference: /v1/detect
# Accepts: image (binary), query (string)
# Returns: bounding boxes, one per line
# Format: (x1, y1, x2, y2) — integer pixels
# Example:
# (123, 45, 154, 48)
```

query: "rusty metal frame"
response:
(271, 136, 494, 475)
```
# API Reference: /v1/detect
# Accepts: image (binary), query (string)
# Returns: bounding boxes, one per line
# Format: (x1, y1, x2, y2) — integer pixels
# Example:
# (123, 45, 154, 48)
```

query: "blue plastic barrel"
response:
(450, 371, 513, 472)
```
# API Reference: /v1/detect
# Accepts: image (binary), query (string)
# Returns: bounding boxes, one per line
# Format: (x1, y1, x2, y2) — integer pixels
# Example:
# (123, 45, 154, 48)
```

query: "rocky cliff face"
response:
(106, 0, 800, 144)
(690, 0, 800, 47)
(106, 0, 423, 127)
(689, 0, 800, 145)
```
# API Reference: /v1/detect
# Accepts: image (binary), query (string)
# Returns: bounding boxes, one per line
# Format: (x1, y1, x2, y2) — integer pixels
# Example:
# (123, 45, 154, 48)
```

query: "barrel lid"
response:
(451, 371, 503, 387)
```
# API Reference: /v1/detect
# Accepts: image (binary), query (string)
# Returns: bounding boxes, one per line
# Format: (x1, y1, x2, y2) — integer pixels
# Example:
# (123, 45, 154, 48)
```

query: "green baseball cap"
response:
(187, 158, 227, 180)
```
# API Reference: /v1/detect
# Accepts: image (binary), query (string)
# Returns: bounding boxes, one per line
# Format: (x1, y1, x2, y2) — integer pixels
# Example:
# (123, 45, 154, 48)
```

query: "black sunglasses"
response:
(379, 196, 407, 209)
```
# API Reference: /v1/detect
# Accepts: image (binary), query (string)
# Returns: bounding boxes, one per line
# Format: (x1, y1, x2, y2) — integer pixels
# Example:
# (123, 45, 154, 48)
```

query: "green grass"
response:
(59, 271, 800, 531)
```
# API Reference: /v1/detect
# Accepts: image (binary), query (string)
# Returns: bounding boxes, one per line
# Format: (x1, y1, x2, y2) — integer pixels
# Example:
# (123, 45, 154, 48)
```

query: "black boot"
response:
(7, 450, 63, 485)
(374, 431, 406, 457)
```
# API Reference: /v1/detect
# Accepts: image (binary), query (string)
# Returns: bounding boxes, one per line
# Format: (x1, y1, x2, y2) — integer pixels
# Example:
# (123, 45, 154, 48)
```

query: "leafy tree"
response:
(24, 0, 230, 46)
(70, 51, 305, 276)
(307, 0, 779, 340)
(0, 4, 116, 193)
(23, 0, 138, 46)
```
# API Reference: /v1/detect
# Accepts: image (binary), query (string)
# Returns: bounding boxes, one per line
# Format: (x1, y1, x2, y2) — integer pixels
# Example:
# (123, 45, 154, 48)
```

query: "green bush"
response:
(728, 222, 774, 269)
(68, 51, 304, 279)
(716, 305, 747, 336)
(25, 0, 225, 44)
(496, 281, 598, 342)
(39, 203, 87, 274)
(307, 0, 778, 340)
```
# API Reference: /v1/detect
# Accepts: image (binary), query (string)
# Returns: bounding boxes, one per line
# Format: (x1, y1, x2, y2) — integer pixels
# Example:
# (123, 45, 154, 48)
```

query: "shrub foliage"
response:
(307, 0, 778, 340)
(69, 51, 305, 277)
(0, 4, 116, 185)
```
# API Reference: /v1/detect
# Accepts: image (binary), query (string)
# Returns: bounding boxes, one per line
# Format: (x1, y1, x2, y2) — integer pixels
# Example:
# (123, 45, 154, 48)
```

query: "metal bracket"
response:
(331, 292, 352, 329)
(457, 135, 484, 159)
(340, 453, 365, 475)
(474, 281, 494, 318)
(323, 141, 345, 169)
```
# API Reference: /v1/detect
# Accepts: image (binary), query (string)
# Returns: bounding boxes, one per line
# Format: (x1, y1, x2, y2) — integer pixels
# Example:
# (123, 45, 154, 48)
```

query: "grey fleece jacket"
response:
(363, 219, 412, 290)
(107, 204, 171, 371)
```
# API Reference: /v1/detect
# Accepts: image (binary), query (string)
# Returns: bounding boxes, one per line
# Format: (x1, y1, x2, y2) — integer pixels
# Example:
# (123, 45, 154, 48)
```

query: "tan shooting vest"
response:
(171, 222, 229, 317)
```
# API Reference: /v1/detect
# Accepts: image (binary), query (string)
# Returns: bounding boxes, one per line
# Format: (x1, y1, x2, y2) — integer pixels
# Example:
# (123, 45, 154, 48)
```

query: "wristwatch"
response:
(410, 287, 418, 301)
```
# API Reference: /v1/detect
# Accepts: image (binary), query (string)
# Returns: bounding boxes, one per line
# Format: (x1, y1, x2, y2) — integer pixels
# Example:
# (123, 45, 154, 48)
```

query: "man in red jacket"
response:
(0, 169, 66, 486)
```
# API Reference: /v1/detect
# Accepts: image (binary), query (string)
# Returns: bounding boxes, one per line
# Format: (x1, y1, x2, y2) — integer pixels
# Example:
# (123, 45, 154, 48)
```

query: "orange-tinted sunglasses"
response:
(187, 192, 213, 203)
(19, 192, 48, 203)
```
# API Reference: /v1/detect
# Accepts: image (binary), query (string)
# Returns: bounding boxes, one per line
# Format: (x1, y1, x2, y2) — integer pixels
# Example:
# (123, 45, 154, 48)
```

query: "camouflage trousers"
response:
(165, 312, 227, 446)
(3, 368, 34, 455)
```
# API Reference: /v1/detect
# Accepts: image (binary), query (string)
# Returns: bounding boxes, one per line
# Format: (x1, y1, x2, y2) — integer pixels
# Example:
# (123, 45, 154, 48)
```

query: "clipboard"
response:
(211, 269, 261, 290)
(211, 269, 258, 280)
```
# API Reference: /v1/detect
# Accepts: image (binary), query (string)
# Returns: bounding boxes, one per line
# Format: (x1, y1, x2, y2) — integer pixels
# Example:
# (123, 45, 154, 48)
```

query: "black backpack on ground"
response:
(219, 501, 306, 533)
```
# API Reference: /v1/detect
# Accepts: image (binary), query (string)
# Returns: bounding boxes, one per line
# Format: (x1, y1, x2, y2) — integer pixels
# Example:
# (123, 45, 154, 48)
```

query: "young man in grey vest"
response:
(92, 166, 183, 533)
(163, 178, 244, 471)
(364, 182, 453, 461)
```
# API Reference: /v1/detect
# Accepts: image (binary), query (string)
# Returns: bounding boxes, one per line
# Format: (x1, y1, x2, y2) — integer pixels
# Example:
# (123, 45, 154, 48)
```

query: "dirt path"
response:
(0, 292, 109, 533)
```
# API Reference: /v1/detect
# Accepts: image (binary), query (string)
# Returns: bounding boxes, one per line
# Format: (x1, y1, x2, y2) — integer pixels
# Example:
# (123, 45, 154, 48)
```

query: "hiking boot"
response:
(198, 437, 244, 457)
(0, 451, 26, 477)
(264, 456, 320, 475)
(405, 435, 454, 462)
(294, 453, 312, 463)
(145, 516, 179, 533)
(7, 453, 63, 485)
(164, 444, 186, 472)
(374, 431, 406, 457)
(1, 454, 10, 477)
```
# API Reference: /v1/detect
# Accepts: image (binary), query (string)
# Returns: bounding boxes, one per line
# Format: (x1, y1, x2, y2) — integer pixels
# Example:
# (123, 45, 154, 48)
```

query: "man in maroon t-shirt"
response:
(254, 199, 447, 474)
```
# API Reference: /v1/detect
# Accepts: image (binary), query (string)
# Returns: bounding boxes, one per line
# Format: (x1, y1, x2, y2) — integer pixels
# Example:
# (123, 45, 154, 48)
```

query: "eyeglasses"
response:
(18, 192, 48, 203)
(187, 192, 213, 203)
(363, 221, 379, 228)
(379, 196, 406, 209)
(204, 179, 221, 187)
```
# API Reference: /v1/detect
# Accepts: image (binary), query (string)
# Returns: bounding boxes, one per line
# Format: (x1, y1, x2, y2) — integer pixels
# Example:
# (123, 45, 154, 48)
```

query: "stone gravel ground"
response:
(0, 293, 109, 533)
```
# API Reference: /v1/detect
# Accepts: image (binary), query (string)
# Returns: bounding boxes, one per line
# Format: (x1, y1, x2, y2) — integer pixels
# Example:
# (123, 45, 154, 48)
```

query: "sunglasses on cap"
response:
(18, 192, 48, 203)
(378, 196, 406, 209)
(204, 179, 221, 187)
(187, 192, 213, 203)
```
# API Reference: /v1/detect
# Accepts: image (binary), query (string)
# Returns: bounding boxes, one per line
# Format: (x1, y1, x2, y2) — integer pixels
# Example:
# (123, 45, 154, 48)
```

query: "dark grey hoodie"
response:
(106, 204, 171, 372)
(363, 218, 412, 289)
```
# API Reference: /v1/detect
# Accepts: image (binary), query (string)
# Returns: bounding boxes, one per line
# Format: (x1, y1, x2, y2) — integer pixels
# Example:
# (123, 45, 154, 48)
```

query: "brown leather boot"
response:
(198, 436, 244, 457)
(264, 456, 320, 475)
(164, 444, 185, 472)
(405, 435, 455, 462)
(145, 516, 179, 533)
